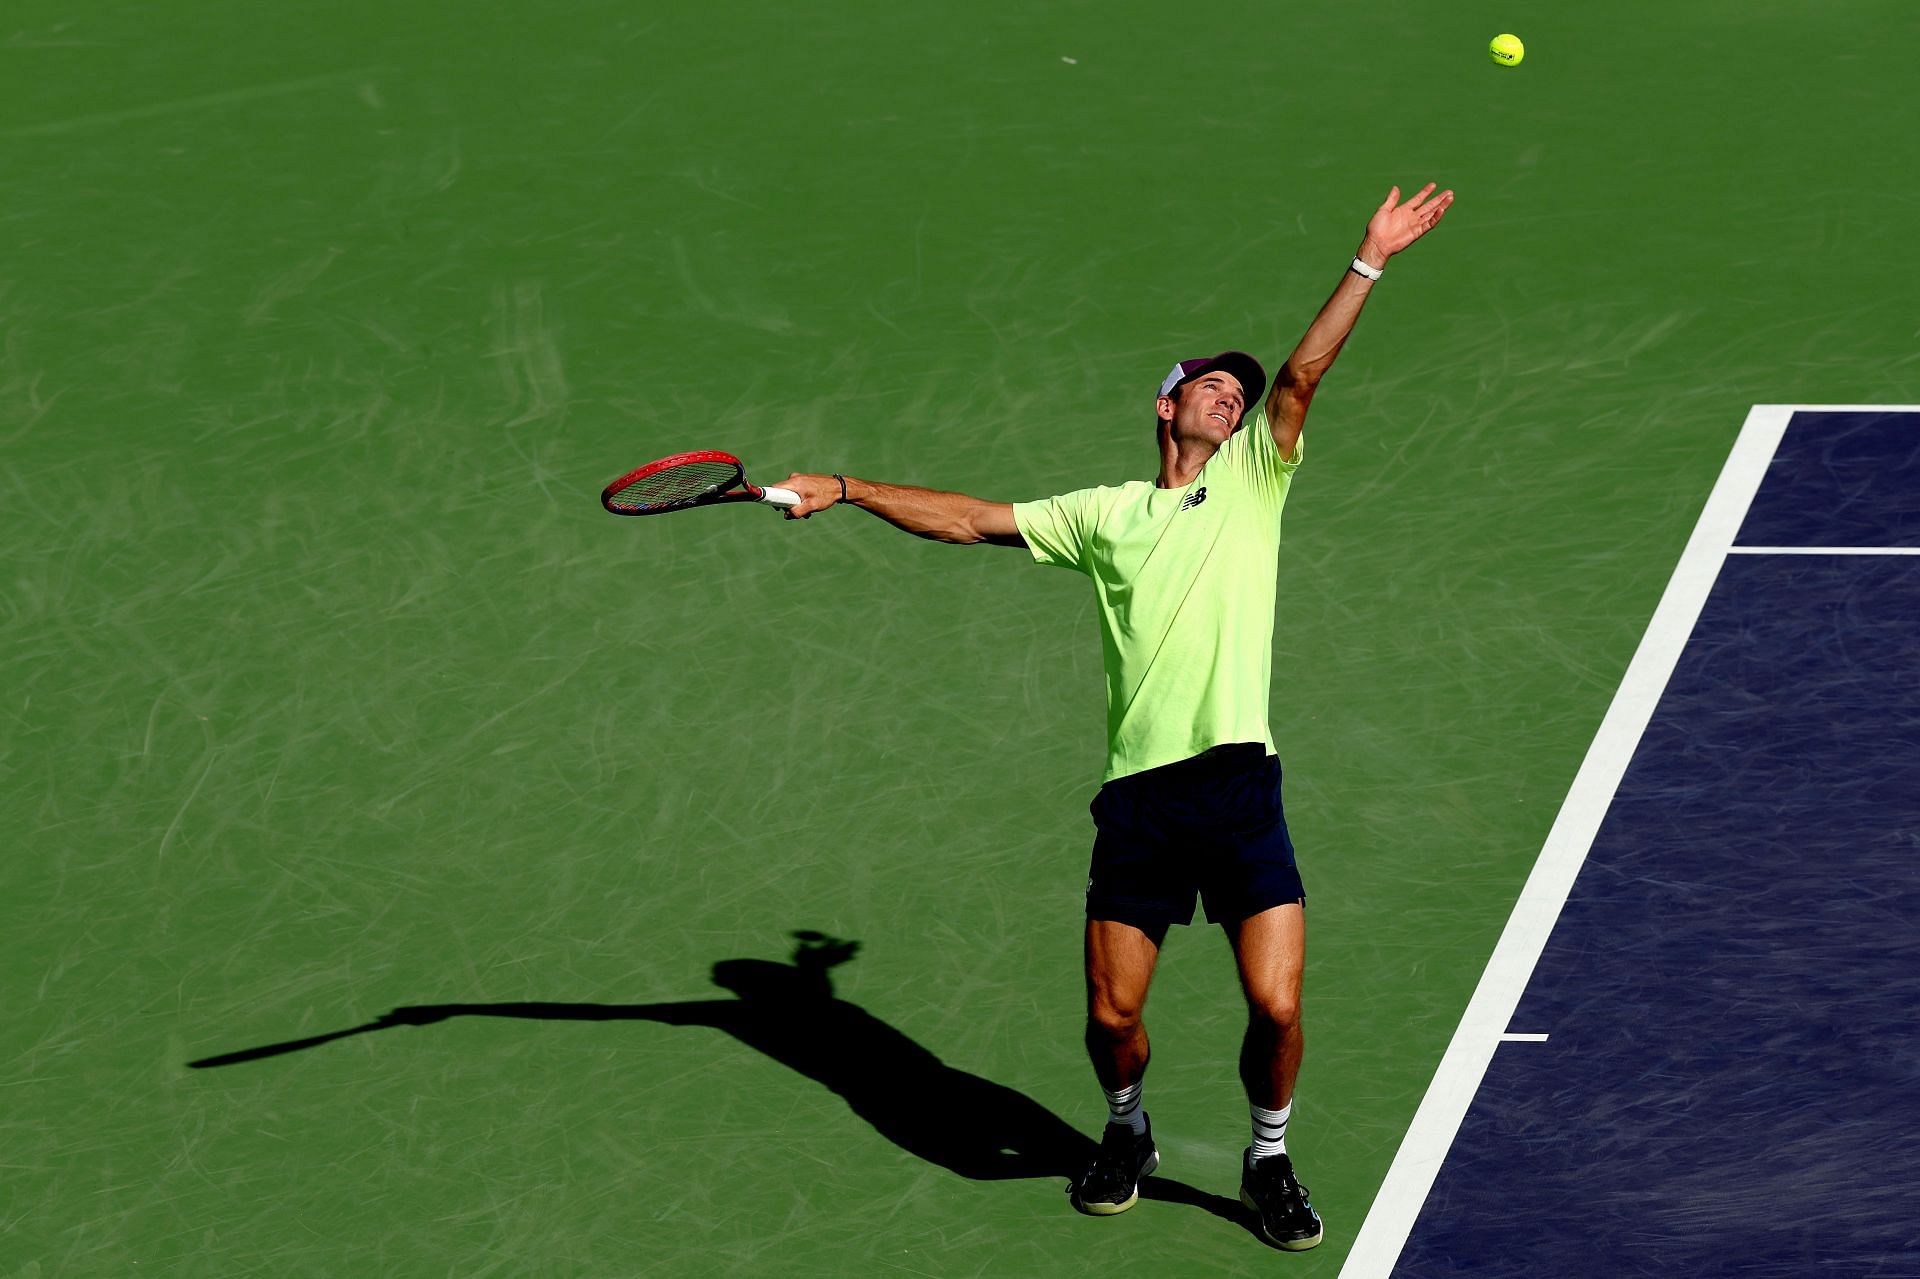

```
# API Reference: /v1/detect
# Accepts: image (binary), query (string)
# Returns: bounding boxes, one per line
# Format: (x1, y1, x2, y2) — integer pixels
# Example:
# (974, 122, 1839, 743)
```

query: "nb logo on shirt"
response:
(1180, 486, 1208, 511)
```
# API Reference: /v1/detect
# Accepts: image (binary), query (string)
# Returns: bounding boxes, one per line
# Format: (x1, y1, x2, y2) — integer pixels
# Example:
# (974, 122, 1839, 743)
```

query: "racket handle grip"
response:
(760, 486, 801, 509)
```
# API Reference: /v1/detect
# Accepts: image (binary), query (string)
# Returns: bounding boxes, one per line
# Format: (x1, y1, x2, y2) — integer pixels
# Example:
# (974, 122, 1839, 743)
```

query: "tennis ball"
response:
(1489, 33, 1524, 67)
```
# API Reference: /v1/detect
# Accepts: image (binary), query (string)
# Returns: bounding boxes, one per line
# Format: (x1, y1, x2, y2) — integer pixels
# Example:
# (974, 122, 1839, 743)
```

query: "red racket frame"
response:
(600, 449, 765, 516)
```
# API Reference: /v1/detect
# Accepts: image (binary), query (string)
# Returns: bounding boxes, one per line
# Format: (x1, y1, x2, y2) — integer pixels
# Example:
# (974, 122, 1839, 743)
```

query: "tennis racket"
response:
(600, 450, 800, 517)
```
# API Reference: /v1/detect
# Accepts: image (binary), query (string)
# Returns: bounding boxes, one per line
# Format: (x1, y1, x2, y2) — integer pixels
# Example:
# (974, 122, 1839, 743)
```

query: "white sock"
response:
(1104, 1081, 1147, 1135)
(1251, 1101, 1291, 1160)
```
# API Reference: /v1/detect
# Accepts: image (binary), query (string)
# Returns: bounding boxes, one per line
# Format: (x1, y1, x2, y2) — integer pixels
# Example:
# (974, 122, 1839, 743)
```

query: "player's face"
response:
(1160, 372, 1246, 444)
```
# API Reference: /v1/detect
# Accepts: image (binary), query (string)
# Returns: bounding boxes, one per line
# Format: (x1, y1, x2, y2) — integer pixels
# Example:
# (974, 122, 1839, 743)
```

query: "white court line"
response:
(1338, 404, 1920, 1278)
(1498, 1034, 1550, 1043)
(1730, 546, 1920, 555)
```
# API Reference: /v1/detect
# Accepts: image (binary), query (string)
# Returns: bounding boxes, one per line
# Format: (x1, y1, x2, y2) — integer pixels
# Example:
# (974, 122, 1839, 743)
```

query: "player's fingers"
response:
(1405, 181, 1438, 208)
(1378, 185, 1400, 211)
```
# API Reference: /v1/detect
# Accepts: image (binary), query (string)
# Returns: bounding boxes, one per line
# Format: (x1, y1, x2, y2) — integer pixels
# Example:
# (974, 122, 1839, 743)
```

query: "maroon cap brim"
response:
(1164, 350, 1268, 413)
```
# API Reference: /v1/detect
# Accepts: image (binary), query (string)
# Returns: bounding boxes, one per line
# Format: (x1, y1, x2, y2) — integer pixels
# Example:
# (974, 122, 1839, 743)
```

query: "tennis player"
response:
(775, 182, 1452, 1250)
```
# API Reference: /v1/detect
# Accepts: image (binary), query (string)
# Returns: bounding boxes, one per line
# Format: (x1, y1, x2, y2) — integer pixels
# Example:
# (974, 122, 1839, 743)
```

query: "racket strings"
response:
(608, 460, 740, 510)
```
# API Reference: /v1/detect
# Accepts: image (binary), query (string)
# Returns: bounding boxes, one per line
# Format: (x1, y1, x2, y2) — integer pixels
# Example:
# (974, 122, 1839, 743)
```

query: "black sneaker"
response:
(1069, 1116, 1160, 1215)
(1240, 1148, 1323, 1250)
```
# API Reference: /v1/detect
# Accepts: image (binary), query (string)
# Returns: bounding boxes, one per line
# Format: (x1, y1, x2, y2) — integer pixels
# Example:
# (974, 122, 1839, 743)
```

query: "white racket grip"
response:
(760, 486, 802, 509)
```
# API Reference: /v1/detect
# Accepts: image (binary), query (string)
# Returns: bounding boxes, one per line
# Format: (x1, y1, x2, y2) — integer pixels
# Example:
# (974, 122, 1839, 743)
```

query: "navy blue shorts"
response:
(1087, 743, 1306, 929)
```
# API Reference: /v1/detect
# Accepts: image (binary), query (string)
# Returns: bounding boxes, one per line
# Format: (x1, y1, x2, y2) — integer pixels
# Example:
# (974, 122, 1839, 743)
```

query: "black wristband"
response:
(832, 473, 848, 505)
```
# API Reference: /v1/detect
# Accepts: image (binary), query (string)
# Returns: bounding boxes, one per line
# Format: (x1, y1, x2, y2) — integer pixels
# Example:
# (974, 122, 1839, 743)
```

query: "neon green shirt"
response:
(1013, 406, 1303, 782)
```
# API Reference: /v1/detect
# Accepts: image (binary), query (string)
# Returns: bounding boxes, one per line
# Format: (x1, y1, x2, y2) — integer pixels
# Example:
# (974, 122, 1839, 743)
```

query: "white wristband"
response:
(1348, 256, 1384, 281)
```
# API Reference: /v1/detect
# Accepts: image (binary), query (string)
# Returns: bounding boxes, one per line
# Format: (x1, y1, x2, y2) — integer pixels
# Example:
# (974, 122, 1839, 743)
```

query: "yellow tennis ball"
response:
(1489, 33, 1524, 67)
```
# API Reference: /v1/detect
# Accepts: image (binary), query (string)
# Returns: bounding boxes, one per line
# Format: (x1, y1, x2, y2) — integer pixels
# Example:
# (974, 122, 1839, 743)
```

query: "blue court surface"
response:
(1347, 409, 1920, 1278)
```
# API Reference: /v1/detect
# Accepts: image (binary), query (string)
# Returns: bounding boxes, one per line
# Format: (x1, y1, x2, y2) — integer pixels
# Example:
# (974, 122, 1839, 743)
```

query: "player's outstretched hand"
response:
(1363, 182, 1455, 259)
(773, 472, 844, 520)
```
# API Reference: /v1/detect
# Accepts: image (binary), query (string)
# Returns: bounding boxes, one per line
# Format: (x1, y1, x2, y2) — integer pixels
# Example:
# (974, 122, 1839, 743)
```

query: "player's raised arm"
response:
(775, 472, 1026, 548)
(1265, 182, 1454, 459)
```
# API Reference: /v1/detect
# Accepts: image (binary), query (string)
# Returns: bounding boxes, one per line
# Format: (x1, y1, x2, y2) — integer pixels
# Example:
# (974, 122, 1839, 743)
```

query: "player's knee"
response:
(1246, 991, 1301, 1034)
(1087, 994, 1145, 1040)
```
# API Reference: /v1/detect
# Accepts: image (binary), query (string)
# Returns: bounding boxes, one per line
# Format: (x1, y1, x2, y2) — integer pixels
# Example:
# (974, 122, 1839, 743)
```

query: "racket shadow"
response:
(188, 931, 1253, 1233)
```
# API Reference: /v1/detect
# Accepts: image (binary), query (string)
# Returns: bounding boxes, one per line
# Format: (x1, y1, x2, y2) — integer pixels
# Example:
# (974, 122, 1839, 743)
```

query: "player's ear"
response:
(1155, 394, 1177, 424)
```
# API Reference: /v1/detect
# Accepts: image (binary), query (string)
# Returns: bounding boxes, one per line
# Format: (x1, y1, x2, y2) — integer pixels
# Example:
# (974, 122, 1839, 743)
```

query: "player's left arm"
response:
(1266, 182, 1454, 459)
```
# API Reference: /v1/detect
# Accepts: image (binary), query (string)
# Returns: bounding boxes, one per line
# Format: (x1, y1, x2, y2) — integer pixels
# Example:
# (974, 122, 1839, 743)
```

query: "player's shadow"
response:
(189, 931, 1251, 1230)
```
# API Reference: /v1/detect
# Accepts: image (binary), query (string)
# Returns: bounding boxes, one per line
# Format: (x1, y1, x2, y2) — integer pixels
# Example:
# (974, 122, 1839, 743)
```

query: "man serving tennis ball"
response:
(777, 181, 1453, 1250)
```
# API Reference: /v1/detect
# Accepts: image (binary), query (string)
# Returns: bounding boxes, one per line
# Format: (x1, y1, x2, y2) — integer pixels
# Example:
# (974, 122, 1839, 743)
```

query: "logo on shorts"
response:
(1181, 486, 1207, 511)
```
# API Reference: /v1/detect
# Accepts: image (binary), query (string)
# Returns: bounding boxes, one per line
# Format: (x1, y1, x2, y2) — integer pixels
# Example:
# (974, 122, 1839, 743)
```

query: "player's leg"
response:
(1226, 903, 1322, 1249)
(1196, 748, 1308, 1119)
(1083, 916, 1162, 1094)
(1225, 902, 1305, 1113)
(1072, 758, 1195, 1217)
(1196, 745, 1322, 1250)
(1071, 917, 1166, 1215)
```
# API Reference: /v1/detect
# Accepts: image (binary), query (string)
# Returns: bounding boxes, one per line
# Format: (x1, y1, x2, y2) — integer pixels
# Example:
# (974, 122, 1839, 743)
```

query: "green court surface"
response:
(5, 2, 1916, 1274)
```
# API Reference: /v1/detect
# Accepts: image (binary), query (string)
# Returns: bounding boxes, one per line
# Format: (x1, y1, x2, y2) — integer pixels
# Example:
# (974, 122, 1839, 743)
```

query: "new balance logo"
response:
(1181, 486, 1208, 511)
